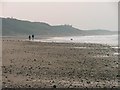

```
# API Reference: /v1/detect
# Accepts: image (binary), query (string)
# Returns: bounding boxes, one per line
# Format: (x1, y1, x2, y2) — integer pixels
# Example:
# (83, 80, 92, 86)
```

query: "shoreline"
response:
(2, 34, 118, 46)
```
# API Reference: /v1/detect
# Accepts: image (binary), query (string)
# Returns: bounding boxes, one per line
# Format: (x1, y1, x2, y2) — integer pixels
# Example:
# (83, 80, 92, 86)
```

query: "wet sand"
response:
(2, 38, 119, 88)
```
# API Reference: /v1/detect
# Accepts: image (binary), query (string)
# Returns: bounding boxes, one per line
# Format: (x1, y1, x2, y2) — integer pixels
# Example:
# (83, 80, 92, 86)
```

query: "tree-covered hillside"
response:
(1, 18, 117, 36)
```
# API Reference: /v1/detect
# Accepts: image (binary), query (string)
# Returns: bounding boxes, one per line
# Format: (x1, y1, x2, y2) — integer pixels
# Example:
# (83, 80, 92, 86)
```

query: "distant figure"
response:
(29, 35, 31, 40)
(71, 38, 73, 41)
(32, 35, 34, 40)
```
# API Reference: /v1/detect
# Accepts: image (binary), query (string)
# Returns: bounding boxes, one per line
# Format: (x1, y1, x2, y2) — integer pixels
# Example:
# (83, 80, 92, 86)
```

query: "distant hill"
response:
(1, 17, 117, 36)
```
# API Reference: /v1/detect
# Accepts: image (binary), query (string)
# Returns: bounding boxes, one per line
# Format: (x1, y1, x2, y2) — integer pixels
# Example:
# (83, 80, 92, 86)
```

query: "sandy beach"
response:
(2, 38, 119, 88)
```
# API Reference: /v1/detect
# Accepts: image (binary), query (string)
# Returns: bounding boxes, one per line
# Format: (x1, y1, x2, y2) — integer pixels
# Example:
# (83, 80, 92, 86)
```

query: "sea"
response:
(34, 35, 118, 46)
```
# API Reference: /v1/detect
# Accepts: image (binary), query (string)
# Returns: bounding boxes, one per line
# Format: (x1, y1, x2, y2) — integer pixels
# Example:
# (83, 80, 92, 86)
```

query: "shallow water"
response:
(33, 35, 118, 46)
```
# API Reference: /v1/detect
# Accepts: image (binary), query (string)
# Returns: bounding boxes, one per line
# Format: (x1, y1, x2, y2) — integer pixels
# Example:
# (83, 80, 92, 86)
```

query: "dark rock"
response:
(34, 59, 37, 61)
(53, 85, 56, 88)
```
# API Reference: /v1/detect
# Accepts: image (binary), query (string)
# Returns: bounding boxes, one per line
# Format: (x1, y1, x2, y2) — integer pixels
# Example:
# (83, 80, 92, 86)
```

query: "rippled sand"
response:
(2, 39, 119, 88)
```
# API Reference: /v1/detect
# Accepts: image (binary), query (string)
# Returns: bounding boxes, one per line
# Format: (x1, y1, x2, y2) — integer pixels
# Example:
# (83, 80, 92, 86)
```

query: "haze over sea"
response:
(34, 35, 118, 46)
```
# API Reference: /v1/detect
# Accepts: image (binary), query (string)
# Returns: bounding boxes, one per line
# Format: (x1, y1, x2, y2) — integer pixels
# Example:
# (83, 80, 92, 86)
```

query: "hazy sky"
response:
(1, 2, 118, 31)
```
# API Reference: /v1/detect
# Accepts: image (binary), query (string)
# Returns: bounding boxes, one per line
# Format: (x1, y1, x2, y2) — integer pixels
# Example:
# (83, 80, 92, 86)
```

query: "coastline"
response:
(31, 34, 118, 47)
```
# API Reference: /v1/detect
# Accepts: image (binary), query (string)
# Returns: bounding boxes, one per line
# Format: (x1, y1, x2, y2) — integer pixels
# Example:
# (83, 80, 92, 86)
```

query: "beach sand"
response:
(2, 38, 119, 88)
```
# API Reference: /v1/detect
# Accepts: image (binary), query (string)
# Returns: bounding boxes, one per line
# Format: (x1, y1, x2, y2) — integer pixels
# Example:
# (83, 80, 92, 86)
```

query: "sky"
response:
(0, 2, 118, 31)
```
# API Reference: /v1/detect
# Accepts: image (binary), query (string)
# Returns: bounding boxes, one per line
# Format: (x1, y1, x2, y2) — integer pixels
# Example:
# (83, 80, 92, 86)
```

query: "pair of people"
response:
(29, 35, 34, 40)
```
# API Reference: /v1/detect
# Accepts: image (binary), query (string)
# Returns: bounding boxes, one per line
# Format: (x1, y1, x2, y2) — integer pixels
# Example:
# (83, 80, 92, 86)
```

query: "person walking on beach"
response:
(29, 35, 31, 40)
(32, 34, 34, 40)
